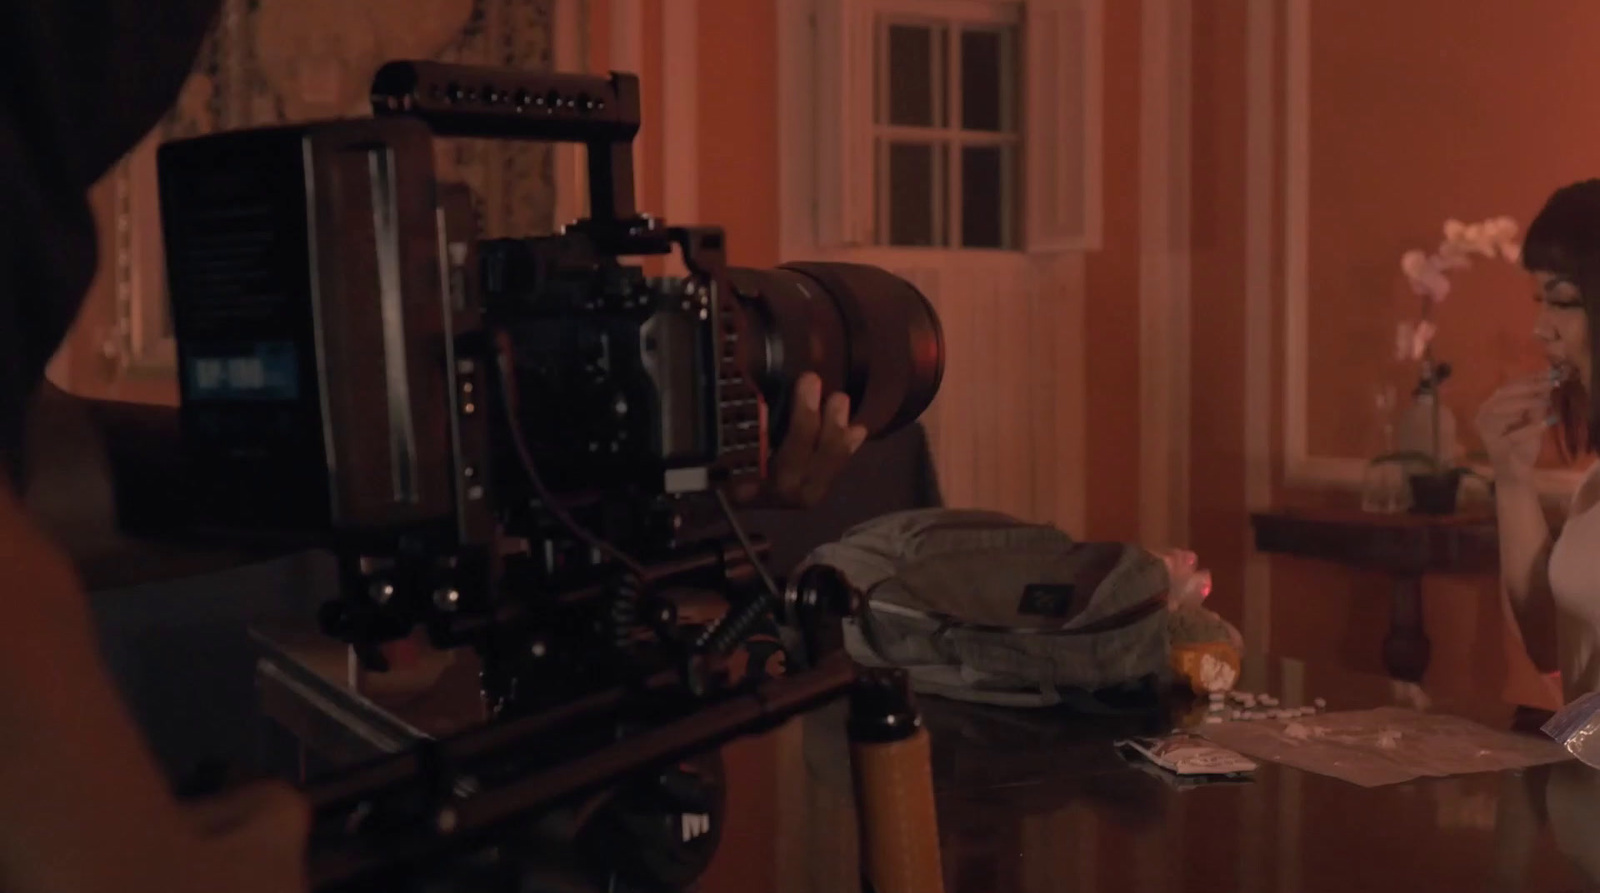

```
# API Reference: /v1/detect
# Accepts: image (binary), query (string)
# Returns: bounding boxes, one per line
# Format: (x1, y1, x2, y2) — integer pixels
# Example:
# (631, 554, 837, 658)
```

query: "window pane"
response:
(886, 142, 945, 247)
(884, 24, 945, 127)
(961, 145, 1014, 249)
(961, 28, 1014, 133)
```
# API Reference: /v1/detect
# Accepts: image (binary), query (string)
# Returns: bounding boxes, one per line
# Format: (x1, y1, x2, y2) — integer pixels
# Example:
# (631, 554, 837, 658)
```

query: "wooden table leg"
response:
(1382, 575, 1431, 682)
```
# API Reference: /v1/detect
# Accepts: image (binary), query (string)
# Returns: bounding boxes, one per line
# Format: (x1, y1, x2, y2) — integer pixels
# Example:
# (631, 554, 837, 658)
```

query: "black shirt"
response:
(0, 0, 221, 477)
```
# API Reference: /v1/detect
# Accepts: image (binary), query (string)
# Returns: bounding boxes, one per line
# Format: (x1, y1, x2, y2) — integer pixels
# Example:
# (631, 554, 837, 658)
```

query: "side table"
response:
(1250, 507, 1499, 681)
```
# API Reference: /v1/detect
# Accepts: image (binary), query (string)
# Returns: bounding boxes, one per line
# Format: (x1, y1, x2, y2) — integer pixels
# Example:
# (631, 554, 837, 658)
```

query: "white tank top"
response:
(1547, 460, 1600, 701)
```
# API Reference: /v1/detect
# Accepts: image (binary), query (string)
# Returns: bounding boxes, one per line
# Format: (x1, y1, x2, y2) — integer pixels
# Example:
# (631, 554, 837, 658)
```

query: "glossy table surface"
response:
(252, 628, 1600, 893)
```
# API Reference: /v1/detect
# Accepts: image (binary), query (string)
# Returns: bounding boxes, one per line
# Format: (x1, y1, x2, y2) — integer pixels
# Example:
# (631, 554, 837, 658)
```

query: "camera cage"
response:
(335, 61, 770, 660)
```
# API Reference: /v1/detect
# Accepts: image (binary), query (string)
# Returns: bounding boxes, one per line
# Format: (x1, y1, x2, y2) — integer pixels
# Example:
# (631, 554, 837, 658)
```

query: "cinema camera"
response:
(157, 61, 946, 892)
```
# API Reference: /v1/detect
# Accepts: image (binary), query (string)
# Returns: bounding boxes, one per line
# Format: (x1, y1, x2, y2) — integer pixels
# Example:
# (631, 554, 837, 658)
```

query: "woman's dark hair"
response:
(1522, 179, 1600, 458)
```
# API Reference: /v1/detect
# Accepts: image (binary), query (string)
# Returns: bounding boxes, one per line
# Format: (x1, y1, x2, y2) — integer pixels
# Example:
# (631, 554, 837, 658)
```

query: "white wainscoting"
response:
(836, 251, 1089, 534)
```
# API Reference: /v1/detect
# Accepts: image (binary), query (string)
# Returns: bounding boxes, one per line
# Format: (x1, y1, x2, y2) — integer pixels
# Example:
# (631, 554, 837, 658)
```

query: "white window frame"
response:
(785, 0, 1103, 260)
(871, 5, 1024, 250)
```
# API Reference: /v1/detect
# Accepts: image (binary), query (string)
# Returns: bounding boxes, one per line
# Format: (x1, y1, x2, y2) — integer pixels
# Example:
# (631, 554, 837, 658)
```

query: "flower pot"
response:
(1408, 470, 1462, 515)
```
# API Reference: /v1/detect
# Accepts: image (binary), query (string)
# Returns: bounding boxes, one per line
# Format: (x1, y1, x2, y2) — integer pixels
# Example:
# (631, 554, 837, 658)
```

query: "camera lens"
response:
(725, 262, 945, 447)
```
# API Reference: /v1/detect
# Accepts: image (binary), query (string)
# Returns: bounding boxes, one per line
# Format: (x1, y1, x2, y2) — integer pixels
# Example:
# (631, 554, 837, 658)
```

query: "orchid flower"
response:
(1433, 248, 1471, 272)
(1402, 216, 1521, 306)
(1401, 250, 1453, 302)
(1394, 217, 1518, 410)
(1401, 250, 1429, 279)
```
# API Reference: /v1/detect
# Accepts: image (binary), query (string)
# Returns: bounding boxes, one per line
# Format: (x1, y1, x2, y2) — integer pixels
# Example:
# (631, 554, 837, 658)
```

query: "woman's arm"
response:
(1495, 479, 1560, 672)
(21, 383, 294, 590)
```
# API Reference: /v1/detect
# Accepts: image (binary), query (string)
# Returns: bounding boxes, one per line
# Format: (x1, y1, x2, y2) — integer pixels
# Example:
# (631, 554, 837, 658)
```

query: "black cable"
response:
(492, 326, 778, 657)
(492, 330, 646, 581)
(693, 489, 784, 657)
(714, 487, 780, 602)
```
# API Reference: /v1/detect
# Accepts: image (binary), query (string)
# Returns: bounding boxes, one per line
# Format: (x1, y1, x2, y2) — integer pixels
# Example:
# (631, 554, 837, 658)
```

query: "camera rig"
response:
(157, 60, 946, 892)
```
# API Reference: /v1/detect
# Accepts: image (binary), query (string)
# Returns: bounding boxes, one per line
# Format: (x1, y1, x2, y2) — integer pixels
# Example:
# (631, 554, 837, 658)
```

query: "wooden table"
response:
(1251, 507, 1499, 682)
(250, 627, 1594, 893)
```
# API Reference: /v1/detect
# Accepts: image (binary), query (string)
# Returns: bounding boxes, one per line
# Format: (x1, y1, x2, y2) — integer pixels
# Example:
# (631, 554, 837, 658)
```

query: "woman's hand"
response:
(734, 373, 868, 509)
(1476, 374, 1555, 487)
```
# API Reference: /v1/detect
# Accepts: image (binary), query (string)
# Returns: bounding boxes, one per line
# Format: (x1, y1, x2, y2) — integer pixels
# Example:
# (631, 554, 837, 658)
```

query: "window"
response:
(801, 0, 1101, 255)
(874, 11, 1022, 249)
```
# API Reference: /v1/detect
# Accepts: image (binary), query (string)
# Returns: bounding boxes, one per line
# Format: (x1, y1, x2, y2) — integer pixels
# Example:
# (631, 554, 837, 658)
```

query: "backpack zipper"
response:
(867, 592, 1168, 636)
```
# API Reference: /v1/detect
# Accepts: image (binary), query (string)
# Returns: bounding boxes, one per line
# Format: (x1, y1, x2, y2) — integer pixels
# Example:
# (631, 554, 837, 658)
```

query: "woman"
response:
(1479, 179, 1600, 701)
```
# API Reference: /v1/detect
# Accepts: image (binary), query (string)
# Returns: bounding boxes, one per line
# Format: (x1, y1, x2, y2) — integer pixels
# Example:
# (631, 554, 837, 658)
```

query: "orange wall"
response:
(696, 1, 779, 268)
(1303, 1, 1600, 470)
(1186, 0, 1252, 629)
(1081, 0, 1145, 544)
(1178, 1, 1600, 707)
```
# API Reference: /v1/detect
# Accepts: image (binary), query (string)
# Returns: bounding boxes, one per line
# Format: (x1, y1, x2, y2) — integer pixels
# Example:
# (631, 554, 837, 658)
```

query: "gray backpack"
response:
(795, 509, 1171, 707)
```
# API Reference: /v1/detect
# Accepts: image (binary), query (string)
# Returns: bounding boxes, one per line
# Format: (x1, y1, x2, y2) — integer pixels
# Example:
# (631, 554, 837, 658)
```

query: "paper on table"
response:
(1195, 707, 1570, 787)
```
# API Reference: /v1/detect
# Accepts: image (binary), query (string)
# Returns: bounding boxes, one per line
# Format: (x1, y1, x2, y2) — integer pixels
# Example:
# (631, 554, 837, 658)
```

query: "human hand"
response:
(1475, 373, 1555, 487)
(183, 780, 311, 893)
(734, 372, 868, 508)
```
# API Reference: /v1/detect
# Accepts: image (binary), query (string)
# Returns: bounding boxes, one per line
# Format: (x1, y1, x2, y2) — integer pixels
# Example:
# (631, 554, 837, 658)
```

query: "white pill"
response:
(1260, 696, 1279, 707)
(1208, 702, 1226, 713)
(1204, 715, 1224, 724)
(1314, 698, 1327, 709)
(1209, 691, 1225, 702)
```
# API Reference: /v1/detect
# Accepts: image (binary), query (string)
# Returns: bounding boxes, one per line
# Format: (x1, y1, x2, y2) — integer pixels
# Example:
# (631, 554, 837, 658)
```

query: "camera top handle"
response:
(370, 60, 643, 223)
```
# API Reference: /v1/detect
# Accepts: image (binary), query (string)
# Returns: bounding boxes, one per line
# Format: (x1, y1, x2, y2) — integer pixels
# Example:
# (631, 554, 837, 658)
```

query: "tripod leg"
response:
(847, 668, 945, 893)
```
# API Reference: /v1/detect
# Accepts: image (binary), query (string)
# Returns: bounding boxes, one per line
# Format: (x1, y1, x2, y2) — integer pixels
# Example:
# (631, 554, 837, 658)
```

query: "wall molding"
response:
(1138, 0, 1192, 550)
(1024, 0, 1106, 253)
(1243, 0, 1276, 656)
(1276, 0, 1582, 501)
